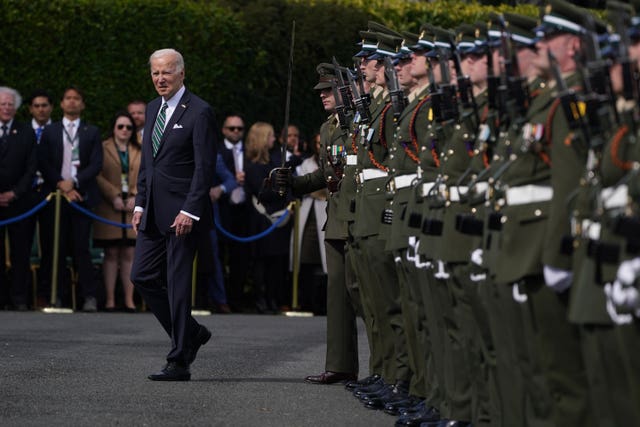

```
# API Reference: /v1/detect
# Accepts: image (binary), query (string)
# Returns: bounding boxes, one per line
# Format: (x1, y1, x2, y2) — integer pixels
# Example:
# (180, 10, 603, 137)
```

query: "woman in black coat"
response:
(244, 122, 293, 313)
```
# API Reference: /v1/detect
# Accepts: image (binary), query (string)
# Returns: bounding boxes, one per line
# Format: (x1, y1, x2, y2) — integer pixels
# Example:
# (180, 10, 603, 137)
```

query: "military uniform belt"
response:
(505, 184, 553, 206)
(421, 182, 436, 197)
(601, 185, 628, 210)
(447, 186, 469, 203)
(393, 173, 417, 190)
(359, 168, 388, 182)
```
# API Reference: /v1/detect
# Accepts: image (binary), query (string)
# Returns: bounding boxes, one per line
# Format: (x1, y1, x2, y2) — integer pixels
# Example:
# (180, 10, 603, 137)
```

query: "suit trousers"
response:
(39, 199, 96, 303)
(398, 251, 426, 395)
(616, 322, 640, 422)
(348, 238, 383, 378)
(355, 236, 406, 385)
(324, 238, 359, 374)
(131, 222, 202, 365)
(580, 325, 636, 427)
(0, 215, 36, 306)
(417, 262, 445, 410)
(527, 282, 595, 427)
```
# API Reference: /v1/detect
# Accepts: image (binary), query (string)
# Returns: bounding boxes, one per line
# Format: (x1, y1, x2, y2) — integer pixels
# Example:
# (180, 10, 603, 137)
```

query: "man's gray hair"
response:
(149, 48, 184, 72)
(0, 86, 22, 109)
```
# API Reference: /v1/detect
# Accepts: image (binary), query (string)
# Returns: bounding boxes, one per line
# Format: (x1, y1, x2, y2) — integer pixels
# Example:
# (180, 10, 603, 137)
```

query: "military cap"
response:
(607, 0, 640, 42)
(425, 25, 455, 58)
(355, 30, 380, 57)
(536, 0, 606, 38)
(488, 13, 537, 49)
(314, 63, 337, 90)
(395, 31, 420, 59)
(456, 22, 488, 56)
(412, 24, 436, 52)
(368, 21, 403, 38)
(370, 32, 404, 60)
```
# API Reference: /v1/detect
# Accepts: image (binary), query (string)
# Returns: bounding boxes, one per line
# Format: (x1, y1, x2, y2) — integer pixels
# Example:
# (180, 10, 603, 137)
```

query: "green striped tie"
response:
(152, 102, 168, 157)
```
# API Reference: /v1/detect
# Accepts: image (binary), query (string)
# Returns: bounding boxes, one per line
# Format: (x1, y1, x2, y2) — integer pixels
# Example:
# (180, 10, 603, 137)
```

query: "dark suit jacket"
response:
(38, 120, 103, 207)
(136, 89, 216, 234)
(0, 120, 37, 216)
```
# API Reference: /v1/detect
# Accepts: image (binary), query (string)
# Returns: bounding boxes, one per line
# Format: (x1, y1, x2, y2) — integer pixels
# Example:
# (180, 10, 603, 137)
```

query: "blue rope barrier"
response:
(214, 209, 290, 243)
(0, 197, 50, 227)
(69, 201, 133, 229)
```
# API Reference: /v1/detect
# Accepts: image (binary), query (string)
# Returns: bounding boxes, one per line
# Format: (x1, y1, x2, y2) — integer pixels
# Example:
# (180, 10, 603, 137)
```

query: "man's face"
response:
(0, 93, 16, 123)
(286, 125, 299, 150)
(410, 53, 428, 80)
(395, 57, 414, 88)
(374, 60, 386, 86)
(127, 102, 146, 130)
(60, 89, 85, 117)
(222, 116, 245, 143)
(533, 34, 577, 76)
(463, 54, 488, 85)
(319, 88, 336, 112)
(150, 54, 185, 99)
(29, 96, 53, 125)
(361, 57, 378, 84)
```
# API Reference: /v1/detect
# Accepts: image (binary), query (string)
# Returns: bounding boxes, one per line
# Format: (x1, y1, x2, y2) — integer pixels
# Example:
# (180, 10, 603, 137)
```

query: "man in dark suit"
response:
(38, 86, 103, 312)
(0, 87, 38, 310)
(131, 48, 216, 381)
(217, 113, 252, 311)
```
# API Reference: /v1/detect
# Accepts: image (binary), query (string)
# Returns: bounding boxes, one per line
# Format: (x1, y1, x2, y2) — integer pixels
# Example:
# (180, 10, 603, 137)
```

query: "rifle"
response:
(496, 14, 530, 124)
(609, 2, 640, 103)
(450, 32, 479, 126)
(347, 63, 372, 125)
(548, 50, 591, 148)
(332, 57, 355, 116)
(435, 43, 459, 122)
(384, 56, 407, 119)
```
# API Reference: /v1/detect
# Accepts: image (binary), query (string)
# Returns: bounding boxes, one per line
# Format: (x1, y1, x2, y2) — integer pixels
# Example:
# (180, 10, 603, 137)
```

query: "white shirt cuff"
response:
(180, 210, 200, 221)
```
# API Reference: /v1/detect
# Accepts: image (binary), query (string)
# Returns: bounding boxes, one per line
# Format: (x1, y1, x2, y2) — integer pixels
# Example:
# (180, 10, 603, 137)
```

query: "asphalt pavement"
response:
(0, 311, 392, 427)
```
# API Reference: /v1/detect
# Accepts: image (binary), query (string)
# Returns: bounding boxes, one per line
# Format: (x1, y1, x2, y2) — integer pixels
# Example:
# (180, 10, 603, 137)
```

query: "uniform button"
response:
(534, 209, 542, 216)
(447, 149, 454, 156)
(501, 215, 507, 224)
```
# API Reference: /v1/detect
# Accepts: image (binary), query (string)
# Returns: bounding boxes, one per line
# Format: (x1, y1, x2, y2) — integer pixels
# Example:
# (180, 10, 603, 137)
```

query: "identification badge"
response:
(121, 173, 129, 194)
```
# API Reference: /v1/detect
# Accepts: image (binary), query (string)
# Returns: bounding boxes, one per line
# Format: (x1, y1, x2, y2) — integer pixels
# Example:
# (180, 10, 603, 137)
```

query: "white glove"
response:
(604, 282, 635, 325)
(470, 248, 483, 266)
(543, 265, 573, 293)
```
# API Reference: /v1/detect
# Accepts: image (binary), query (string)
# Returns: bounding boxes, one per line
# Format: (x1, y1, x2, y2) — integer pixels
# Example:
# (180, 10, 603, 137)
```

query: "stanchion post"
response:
(191, 252, 210, 316)
(291, 200, 301, 309)
(50, 189, 62, 306)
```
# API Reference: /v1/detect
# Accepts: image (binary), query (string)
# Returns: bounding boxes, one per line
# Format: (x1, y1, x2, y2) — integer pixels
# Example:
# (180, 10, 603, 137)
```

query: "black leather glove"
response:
(272, 167, 292, 197)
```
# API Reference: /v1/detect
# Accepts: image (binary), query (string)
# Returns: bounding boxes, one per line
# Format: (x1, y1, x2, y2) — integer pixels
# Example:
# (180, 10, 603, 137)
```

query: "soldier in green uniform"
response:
(501, 1, 596, 425)
(567, 2, 640, 424)
(286, 63, 360, 385)
(476, 13, 556, 427)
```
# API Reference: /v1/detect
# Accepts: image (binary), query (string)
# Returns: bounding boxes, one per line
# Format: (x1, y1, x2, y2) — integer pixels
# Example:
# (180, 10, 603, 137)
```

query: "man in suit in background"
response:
(131, 48, 216, 381)
(217, 113, 252, 312)
(127, 100, 146, 145)
(0, 87, 38, 310)
(38, 86, 103, 312)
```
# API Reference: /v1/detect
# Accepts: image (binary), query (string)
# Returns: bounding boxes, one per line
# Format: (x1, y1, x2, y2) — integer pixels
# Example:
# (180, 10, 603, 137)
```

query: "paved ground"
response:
(0, 311, 393, 427)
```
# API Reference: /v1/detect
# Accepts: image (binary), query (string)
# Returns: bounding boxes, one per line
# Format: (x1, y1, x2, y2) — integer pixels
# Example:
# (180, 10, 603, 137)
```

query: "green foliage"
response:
(2, 0, 540, 140)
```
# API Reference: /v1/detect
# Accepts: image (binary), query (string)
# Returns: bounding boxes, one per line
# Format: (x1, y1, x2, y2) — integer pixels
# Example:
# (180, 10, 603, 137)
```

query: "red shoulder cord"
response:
(610, 125, 633, 171)
(540, 98, 562, 167)
(480, 104, 490, 168)
(351, 128, 358, 154)
(405, 96, 430, 164)
(367, 104, 393, 172)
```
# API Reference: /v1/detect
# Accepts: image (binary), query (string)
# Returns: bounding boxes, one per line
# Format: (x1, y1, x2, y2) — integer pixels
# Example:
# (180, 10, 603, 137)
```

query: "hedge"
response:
(2, 0, 539, 141)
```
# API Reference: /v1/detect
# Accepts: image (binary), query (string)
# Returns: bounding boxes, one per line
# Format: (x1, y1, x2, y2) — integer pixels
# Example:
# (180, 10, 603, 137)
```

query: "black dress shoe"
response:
(148, 362, 191, 381)
(187, 325, 212, 365)
(363, 381, 409, 409)
(395, 406, 441, 427)
(353, 377, 386, 397)
(304, 371, 357, 384)
(384, 395, 423, 416)
(345, 374, 381, 390)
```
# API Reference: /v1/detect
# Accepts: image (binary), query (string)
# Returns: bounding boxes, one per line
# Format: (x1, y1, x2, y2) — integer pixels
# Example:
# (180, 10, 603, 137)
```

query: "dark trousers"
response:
(131, 220, 201, 365)
(39, 199, 95, 303)
(0, 214, 36, 307)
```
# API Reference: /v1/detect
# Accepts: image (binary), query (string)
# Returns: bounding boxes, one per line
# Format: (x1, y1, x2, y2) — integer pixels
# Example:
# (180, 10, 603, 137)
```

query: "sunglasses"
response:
(116, 124, 133, 130)
(225, 126, 244, 132)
